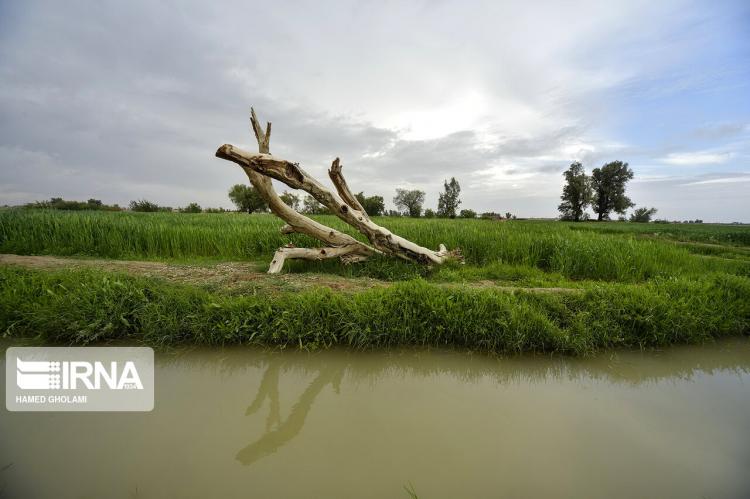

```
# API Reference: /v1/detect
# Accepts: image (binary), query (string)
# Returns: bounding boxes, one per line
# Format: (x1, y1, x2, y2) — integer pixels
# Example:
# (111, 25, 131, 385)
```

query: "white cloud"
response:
(682, 174, 750, 186)
(660, 151, 732, 165)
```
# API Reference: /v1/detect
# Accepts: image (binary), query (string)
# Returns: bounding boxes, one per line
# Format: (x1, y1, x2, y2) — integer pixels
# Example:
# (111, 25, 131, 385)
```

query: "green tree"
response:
(393, 189, 425, 217)
(354, 192, 385, 216)
(424, 208, 436, 218)
(629, 206, 657, 223)
(180, 202, 202, 213)
(302, 194, 328, 214)
(437, 177, 461, 218)
(459, 209, 476, 218)
(279, 191, 300, 211)
(228, 184, 267, 213)
(591, 161, 634, 221)
(558, 162, 592, 221)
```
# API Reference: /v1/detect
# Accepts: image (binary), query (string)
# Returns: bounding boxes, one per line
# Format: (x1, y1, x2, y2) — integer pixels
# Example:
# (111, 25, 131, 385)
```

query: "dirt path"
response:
(0, 254, 580, 294)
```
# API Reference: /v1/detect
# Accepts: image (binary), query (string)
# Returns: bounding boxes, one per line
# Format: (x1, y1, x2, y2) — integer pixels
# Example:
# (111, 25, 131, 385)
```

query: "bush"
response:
(180, 202, 202, 213)
(480, 212, 502, 220)
(629, 207, 658, 223)
(129, 200, 169, 212)
(26, 197, 122, 211)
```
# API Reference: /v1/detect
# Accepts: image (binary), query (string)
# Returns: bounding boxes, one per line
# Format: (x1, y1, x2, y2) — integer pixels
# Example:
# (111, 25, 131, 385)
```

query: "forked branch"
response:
(216, 108, 461, 272)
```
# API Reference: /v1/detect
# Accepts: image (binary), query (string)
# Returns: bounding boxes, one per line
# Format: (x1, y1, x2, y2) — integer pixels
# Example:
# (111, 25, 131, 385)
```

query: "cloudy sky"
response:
(1, 0, 748, 221)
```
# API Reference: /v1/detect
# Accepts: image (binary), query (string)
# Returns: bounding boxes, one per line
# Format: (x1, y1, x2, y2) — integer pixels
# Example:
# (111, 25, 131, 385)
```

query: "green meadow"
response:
(1, 209, 748, 353)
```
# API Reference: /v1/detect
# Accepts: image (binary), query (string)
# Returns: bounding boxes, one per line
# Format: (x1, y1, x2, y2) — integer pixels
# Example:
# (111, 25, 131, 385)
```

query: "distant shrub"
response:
(129, 200, 171, 212)
(629, 207, 658, 223)
(459, 209, 477, 219)
(179, 202, 202, 213)
(27, 197, 122, 211)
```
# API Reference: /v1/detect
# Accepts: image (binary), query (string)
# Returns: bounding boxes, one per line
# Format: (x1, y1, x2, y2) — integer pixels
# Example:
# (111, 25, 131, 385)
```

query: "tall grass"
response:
(1, 209, 748, 282)
(0, 209, 289, 259)
(1, 266, 747, 354)
(568, 221, 750, 246)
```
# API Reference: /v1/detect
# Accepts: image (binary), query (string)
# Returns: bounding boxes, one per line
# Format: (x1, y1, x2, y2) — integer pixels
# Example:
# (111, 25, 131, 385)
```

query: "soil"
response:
(0, 254, 580, 295)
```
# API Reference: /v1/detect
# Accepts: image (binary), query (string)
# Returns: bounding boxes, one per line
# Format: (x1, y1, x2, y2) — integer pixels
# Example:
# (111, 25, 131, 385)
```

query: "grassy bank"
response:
(2, 209, 749, 353)
(1, 266, 747, 354)
(1, 209, 748, 282)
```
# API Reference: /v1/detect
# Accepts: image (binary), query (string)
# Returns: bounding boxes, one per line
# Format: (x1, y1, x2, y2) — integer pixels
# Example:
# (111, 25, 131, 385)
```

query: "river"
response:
(2, 339, 750, 498)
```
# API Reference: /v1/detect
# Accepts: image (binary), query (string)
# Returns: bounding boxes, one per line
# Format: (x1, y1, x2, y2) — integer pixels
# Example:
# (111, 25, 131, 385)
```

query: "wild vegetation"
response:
(0, 209, 748, 353)
(1, 264, 747, 353)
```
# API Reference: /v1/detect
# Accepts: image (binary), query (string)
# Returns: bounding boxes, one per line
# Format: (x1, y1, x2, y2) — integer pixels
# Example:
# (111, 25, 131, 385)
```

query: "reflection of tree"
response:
(236, 358, 343, 466)
(189, 339, 750, 466)
(245, 361, 281, 431)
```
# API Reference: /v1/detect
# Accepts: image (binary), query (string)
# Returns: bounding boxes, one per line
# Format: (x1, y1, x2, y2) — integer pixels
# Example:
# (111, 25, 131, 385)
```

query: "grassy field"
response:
(1, 209, 748, 353)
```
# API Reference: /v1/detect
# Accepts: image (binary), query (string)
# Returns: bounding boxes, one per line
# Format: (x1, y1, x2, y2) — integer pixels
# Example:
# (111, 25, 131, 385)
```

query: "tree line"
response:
(20, 197, 232, 213)
(558, 160, 658, 222)
(19, 160, 660, 222)
(227, 177, 515, 219)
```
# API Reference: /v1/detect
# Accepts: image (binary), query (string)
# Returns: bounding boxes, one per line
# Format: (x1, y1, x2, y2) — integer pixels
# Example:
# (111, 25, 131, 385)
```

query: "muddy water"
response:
(2, 339, 750, 499)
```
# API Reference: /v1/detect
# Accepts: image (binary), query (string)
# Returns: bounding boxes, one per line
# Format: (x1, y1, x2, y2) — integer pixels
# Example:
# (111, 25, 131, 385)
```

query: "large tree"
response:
(355, 192, 385, 217)
(393, 189, 425, 217)
(228, 184, 267, 213)
(558, 162, 591, 221)
(591, 161, 634, 221)
(437, 177, 461, 218)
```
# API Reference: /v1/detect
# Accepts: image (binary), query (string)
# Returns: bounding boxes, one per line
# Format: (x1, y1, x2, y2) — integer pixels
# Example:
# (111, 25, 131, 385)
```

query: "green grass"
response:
(2, 210, 749, 353)
(1, 209, 748, 282)
(568, 221, 750, 246)
(1, 266, 747, 354)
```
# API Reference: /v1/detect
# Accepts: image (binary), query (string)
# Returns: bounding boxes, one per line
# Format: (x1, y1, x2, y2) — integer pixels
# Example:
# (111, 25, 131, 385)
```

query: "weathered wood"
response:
(216, 108, 461, 271)
(328, 158, 369, 221)
(268, 245, 367, 274)
(237, 109, 376, 273)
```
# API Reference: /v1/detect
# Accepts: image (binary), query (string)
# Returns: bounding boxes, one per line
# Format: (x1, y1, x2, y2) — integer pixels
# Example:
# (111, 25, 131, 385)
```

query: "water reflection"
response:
(1, 338, 749, 498)
(237, 359, 343, 465)
(227, 339, 750, 466)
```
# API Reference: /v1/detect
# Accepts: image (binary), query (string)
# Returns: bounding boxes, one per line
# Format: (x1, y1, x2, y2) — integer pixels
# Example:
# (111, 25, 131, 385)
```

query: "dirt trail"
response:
(0, 254, 580, 294)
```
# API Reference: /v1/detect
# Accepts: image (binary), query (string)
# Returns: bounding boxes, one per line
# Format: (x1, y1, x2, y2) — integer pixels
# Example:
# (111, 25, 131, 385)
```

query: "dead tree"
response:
(216, 108, 461, 273)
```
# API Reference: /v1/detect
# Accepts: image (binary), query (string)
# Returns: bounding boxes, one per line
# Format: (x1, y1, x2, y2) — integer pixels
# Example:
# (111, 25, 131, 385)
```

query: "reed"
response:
(1, 209, 748, 282)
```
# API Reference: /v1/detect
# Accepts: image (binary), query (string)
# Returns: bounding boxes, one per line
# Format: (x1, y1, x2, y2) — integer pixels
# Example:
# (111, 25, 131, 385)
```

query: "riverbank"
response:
(1, 264, 747, 354)
(1, 210, 748, 354)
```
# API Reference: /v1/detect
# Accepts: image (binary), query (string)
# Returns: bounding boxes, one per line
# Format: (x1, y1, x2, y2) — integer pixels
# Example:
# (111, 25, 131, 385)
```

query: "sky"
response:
(0, 0, 748, 222)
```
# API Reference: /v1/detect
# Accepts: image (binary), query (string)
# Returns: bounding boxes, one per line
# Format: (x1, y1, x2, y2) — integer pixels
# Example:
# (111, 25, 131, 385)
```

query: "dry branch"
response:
(328, 158, 369, 221)
(216, 108, 461, 272)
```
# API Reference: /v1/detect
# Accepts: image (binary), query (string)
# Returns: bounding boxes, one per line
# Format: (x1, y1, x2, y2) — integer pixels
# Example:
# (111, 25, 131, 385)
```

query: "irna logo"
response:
(16, 358, 144, 390)
(6, 347, 154, 412)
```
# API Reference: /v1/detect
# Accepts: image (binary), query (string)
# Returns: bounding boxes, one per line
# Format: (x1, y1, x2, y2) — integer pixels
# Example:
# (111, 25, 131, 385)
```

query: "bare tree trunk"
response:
(216, 108, 461, 272)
